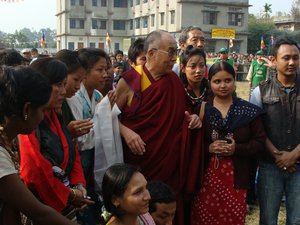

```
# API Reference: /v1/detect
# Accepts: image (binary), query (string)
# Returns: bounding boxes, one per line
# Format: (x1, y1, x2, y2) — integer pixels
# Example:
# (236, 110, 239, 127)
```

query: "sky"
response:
(0, 0, 295, 33)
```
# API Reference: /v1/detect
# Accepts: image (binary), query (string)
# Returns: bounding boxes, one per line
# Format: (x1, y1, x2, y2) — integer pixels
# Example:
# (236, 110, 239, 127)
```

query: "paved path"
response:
(236, 81, 250, 101)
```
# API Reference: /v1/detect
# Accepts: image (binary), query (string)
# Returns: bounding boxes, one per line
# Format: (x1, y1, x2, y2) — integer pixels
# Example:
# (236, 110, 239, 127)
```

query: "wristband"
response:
(70, 188, 77, 202)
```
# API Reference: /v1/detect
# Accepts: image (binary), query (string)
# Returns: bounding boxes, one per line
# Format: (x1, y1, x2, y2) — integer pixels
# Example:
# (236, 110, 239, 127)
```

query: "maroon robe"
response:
(121, 65, 204, 225)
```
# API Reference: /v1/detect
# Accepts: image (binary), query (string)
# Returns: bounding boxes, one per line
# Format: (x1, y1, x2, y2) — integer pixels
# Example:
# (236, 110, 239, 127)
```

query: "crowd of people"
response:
(0, 26, 299, 225)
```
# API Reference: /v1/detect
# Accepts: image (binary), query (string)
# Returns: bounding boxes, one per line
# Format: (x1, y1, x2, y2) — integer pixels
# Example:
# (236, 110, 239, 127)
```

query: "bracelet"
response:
(70, 188, 77, 202)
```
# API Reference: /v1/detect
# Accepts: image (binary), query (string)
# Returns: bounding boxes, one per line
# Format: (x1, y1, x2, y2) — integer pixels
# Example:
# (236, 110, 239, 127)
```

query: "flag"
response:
(41, 31, 46, 48)
(105, 33, 111, 47)
(229, 38, 234, 48)
(260, 36, 265, 49)
(270, 35, 274, 46)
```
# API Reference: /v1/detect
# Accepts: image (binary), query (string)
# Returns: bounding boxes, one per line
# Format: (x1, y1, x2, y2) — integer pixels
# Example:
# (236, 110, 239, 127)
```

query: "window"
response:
(143, 0, 148, 3)
(114, 0, 127, 7)
(113, 20, 126, 30)
(92, 19, 107, 29)
(229, 7, 243, 12)
(101, 0, 107, 6)
(160, 12, 165, 26)
(170, 10, 175, 24)
(68, 42, 75, 50)
(92, 0, 97, 6)
(143, 17, 148, 28)
(228, 13, 243, 26)
(151, 14, 155, 26)
(90, 42, 96, 48)
(70, 0, 83, 6)
(115, 43, 120, 51)
(129, 0, 133, 7)
(203, 11, 217, 25)
(135, 18, 140, 28)
(70, 19, 84, 29)
(136, 0, 140, 5)
(130, 19, 133, 30)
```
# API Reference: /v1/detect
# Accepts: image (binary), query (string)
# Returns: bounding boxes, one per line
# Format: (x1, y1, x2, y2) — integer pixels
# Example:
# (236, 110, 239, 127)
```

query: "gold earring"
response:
(24, 114, 28, 121)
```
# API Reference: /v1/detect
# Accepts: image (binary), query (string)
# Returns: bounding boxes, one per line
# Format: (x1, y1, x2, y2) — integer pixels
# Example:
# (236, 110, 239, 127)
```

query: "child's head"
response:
(128, 38, 146, 66)
(112, 61, 124, 76)
(78, 48, 110, 92)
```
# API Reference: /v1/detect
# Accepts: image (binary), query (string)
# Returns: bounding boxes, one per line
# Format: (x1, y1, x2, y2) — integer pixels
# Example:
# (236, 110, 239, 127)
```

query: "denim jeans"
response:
(258, 162, 300, 225)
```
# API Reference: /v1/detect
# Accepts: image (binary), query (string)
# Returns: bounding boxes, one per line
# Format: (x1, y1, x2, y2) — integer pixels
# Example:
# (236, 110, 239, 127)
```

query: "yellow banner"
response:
(211, 28, 236, 39)
(122, 38, 132, 54)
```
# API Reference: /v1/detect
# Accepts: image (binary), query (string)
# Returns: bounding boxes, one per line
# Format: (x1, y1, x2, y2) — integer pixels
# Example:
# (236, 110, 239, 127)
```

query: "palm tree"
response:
(263, 3, 272, 18)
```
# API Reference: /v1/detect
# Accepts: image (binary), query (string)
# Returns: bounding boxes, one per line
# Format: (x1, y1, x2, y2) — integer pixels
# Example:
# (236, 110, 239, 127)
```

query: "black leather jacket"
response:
(259, 75, 300, 161)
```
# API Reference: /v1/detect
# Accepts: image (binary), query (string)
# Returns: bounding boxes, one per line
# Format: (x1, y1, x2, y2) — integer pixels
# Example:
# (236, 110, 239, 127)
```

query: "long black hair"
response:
(0, 66, 51, 124)
(102, 163, 140, 219)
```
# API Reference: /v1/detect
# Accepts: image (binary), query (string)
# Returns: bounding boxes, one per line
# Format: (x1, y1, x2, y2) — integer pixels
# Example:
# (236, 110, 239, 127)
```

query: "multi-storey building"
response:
(56, 0, 250, 54)
(273, 16, 300, 31)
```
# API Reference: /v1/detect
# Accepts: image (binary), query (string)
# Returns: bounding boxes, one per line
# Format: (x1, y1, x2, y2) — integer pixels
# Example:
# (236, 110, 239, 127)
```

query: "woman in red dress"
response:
(191, 61, 266, 225)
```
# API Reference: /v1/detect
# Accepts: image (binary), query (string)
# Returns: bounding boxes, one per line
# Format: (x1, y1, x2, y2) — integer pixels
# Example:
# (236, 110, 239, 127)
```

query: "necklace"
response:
(185, 87, 206, 101)
(0, 126, 20, 171)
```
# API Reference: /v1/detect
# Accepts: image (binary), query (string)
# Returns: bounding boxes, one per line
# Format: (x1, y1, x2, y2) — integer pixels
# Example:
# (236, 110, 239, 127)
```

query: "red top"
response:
(19, 110, 85, 212)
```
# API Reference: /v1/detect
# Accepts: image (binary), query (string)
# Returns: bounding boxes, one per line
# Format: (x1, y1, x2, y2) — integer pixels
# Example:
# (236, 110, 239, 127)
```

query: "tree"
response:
(290, 0, 300, 19)
(0, 28, 56, 48)
(247, 14, 275, 53)
(263, 3, 272, 18)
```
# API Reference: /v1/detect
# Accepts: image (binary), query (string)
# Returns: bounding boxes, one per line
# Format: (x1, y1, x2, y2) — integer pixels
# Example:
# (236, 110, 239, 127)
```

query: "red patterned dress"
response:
(191, 98, 265, 225)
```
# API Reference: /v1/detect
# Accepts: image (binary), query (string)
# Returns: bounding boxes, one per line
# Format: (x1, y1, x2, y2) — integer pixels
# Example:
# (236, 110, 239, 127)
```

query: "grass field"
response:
(245, 205, 286, 225)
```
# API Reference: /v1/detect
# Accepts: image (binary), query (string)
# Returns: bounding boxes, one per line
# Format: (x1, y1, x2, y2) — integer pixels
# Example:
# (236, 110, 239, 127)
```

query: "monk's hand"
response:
(185, 111, 202, 129)
(107, 90, 117, 108)
(67, 119, 93, 138)
(122, 126, 146, 155)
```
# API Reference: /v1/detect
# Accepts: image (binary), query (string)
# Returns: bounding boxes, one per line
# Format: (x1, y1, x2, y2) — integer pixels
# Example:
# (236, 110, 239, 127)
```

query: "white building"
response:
(56, 0, 250, 54)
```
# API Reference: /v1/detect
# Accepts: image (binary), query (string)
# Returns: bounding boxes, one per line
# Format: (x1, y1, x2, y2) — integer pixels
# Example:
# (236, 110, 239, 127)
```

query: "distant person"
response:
(128, 38, 146, 67)
(213, 47, 234, 68)
(30, 48, 39, 64)
(21, 48, 31, 65)
(246, 50, 268, 95)
(148, 181, 177, 225)
(0, 48, 23, 66)
(112, 61, 124, 85)
(114, 50, 130, 72)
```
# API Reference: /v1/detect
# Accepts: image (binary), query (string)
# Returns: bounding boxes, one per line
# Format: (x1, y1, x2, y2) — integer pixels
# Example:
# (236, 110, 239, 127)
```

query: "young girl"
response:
(191, 61, 266, 225)
(102, 164, 155, 225)
(180, 45, 208, 106)
(67, 48, 111, 225)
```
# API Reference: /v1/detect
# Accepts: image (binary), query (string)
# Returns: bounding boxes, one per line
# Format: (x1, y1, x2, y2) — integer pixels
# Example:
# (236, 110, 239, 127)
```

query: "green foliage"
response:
(263, 3, 272, 18)
(247, 14, 300, 54)
(0, 28, 56, 48)
(247, 16, 275, 54)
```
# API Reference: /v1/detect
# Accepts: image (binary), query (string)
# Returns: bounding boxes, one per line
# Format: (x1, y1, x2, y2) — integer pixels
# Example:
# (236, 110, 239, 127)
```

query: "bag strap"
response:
(199, 101, 206, 121)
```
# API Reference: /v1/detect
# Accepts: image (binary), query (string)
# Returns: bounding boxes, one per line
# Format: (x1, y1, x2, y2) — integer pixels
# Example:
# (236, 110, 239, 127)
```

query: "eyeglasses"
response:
(152, 48, 177, 58)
